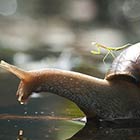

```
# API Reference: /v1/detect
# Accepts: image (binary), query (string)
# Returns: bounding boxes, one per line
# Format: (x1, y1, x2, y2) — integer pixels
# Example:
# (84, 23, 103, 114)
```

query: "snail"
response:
(0, 43, 140, 121)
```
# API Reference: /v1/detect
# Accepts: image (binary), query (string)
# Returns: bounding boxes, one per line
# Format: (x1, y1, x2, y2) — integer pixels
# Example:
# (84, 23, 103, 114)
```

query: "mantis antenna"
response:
(91, 42, 131, 63)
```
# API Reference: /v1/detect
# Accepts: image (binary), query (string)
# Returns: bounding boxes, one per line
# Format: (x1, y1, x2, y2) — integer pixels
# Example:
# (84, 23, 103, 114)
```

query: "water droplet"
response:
(24, 112, 27, 115)
(40, 111, 44, 114)
(14, 125, 17, 128)
(51, 112, 55, 116)
(19, 130, 23, 136)
(20, 102, 24, 105)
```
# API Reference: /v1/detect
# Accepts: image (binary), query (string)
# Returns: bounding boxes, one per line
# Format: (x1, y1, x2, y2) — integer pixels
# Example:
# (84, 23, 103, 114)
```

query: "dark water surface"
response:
(0, 117, 84, 140)
(1, 70, 140, 140)
(2, 115, 140, 140)
(0, 73, 85, 140)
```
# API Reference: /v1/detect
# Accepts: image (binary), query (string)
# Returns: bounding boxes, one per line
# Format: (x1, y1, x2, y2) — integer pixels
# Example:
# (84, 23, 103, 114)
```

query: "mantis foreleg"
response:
(91, 47, 101, 55)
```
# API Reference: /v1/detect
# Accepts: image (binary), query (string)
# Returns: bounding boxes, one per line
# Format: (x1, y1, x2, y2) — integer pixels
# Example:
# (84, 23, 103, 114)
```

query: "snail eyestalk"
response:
(91, 42, 131, 63)
(0, 60, 30, 80)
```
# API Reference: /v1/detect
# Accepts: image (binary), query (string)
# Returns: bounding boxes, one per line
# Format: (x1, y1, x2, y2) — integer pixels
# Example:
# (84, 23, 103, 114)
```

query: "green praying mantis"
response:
(91, 42, 131, 63)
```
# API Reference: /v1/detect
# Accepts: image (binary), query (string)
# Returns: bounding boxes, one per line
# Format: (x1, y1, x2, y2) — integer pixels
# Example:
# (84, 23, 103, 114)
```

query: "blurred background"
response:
(1, 0, 140, 71)
(0, 0, 140, 139)
(0, 0, 140, 74)
(0, 0, 140, 115)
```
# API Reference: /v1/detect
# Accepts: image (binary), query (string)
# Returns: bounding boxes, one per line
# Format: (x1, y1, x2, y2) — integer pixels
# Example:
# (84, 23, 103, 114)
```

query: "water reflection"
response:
(1, 114, 140, 140)
(17, 130, 28, 140)
(13, 118, 140, 140)
(69, 120, 140, 140)
(0, 116, 83, 140)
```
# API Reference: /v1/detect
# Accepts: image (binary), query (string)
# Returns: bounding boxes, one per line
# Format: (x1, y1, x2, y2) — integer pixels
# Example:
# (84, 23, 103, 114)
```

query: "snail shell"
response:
(105, 43, 140, 83)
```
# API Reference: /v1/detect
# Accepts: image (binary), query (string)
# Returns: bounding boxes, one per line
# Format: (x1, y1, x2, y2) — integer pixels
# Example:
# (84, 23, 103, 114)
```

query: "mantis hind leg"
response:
(103, 50, 115, 63)
(103, 51, 110, 64)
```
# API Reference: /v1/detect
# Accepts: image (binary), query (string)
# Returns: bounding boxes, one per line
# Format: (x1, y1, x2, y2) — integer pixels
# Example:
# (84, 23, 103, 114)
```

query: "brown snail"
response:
(0, 43, 140, 120)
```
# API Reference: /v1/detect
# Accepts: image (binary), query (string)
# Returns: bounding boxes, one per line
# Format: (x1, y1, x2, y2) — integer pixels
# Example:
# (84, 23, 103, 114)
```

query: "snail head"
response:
(0, 60, 38, 104)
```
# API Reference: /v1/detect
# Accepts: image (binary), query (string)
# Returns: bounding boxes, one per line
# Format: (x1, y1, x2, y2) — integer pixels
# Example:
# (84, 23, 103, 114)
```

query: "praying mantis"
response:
(91, 42, 131, 63)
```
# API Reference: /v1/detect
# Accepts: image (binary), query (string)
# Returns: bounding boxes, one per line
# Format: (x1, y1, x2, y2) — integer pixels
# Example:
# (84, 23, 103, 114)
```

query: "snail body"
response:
(1, 43, 140, 120)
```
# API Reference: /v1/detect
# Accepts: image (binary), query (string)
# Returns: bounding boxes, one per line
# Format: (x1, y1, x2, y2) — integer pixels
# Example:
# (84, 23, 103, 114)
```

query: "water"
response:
(0, 73, 84, 140)
(1, 59, 140, 140)
(0, 118, 84, 140)
(2, 116, 140, 140)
